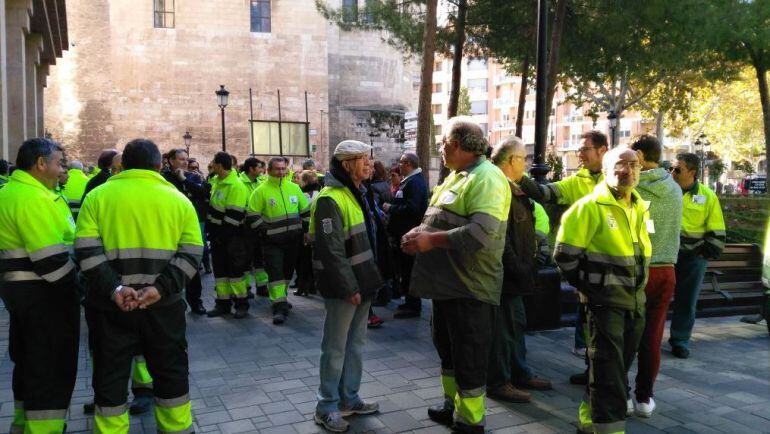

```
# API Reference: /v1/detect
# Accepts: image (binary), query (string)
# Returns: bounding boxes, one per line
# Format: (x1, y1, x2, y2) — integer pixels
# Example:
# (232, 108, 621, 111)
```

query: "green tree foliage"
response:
(457, 86, 472, 115)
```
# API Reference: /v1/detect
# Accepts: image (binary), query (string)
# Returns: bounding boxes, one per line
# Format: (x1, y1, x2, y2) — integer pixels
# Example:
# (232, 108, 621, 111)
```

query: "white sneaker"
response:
(572, 347, 587, 358)
(627, 398, 634, 416)
(634, 398, 656, 418)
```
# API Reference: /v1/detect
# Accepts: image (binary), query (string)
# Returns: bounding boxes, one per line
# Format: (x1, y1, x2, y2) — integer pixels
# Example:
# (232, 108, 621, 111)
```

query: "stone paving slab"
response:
(0, 276, 768, 433)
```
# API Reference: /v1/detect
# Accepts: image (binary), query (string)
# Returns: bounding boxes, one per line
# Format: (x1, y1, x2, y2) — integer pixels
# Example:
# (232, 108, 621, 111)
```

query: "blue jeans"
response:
(316, 297, 371, 415)
(669, 253, 708, 349)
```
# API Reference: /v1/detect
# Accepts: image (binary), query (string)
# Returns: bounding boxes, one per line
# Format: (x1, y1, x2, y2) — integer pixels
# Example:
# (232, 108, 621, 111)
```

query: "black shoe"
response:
(207, 305, 231, 318)
(394, 309, 421, 319)
(451, 422, 485, 433)
(246, 287, 255, 299)
(273, 311, 287, 325)
(256, 286, 269, 297)
(233, 304, 249, 319)
(427, 401, 454, 426)
(569, 372, 588, 385)
(293, 290, 307, 296)
(189, 301, 206, 315)
(83, 402, 94, 414)
(129, 396, 153, 415)
(671, 345, 690, 359)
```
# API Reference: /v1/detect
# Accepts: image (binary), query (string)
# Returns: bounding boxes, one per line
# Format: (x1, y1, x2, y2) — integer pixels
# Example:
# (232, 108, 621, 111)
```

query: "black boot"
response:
(129, 395, 153, 415)
(207, 299, 232, 318)
(272, 302, 289, 325)
(233, 298, 249, 319)
(427, 398, 454, 426)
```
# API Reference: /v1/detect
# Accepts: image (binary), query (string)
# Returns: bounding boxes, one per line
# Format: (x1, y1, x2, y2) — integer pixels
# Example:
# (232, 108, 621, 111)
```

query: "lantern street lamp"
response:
(608, 109, 619, 147)
(215, 85, 230, 151)
(183, 131, 192, 154)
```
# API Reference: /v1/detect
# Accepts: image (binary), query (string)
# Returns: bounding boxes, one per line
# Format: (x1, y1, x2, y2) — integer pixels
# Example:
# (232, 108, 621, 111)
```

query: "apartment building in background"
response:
(431, 57, 657, 175)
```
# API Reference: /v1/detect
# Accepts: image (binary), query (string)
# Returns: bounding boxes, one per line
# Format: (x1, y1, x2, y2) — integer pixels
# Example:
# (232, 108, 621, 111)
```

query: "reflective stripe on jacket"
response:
(410, 157, 511, 305)
(554, 182, 652, 312)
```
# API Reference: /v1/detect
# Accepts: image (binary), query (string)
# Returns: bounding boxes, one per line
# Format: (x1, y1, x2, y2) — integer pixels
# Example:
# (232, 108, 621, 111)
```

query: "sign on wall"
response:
(250, 120, 310, 156)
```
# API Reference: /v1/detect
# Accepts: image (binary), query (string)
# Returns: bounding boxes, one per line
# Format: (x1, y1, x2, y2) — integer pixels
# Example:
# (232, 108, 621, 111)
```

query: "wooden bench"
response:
(549, 243, 765, 329)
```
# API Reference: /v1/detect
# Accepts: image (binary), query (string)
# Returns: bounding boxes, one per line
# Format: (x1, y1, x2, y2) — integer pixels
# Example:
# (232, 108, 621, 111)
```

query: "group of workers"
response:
(0, 113, 767, 434)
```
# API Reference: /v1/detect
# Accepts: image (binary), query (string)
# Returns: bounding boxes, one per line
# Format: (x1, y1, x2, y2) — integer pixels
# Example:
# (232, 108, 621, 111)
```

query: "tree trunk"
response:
(754, 64, 770, 182)
(416, 0, 438, 187)
(545, 0, 568, 120)
(655, 109, 665, 145)
(446, 0, 467, 118)
(515, 53, 530, 139)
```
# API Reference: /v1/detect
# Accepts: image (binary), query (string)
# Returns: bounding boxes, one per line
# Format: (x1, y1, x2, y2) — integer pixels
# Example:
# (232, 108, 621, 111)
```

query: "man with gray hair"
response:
(554, 146, 651, 434)
(487, 136, 552, 404)
(382, 152, 428, 318)
(403, 117, 511, 433)
(63, 160, 90, 220)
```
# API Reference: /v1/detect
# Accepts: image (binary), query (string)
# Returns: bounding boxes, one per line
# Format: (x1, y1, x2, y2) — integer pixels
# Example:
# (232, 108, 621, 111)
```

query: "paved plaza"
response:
(0, 278, 768, 434)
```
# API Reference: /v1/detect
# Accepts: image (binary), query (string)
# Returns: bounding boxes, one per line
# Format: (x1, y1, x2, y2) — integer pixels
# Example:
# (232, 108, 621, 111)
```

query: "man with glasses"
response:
(382, 152, 428, 319)
(404, 117, 511, 433)
(668, 153, 725, 359)
(518, 130, 608, 205)
(554, 146, 651, 434)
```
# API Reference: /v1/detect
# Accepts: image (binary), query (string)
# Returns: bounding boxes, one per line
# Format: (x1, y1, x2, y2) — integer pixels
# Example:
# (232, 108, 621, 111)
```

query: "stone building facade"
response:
(44, 0, 418, 169)
(1, 0, 69, 161)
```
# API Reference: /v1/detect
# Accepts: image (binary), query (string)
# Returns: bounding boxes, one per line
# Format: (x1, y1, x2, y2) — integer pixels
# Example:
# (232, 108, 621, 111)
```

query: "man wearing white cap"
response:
(311, 140, 383, 432)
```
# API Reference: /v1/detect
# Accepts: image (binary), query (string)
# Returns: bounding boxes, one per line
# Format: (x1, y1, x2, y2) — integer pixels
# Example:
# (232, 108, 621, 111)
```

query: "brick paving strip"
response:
(0, 276, 767, 433)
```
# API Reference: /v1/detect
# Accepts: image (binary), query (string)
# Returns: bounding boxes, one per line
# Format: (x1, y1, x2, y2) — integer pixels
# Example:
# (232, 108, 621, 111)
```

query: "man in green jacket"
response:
(240, 157, 269, 297)
(311, 141, 382, 432)
(246, 157, 310, 324)
(668, 153, 726, 358)
(403, 117, 511, 433)
(0, 159, 9, 188)
(0, 138, 80, 434)
(206, 152, 251, 318)
(63, 160, 90, 220)
(555, 146, 652, 434)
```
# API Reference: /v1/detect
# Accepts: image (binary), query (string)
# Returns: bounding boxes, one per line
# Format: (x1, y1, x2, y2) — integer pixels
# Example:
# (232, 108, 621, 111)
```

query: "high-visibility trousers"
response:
(90, 300, 192, 434)
(4, 286, 79, 434)
(262, 241, 300, 306)
(210, 235, 249, 305)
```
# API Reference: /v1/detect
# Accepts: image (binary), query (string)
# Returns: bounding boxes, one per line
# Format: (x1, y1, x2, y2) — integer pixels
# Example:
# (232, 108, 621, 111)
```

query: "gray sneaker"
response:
(339, 401, 379, 417)
(314, 411, 349, 432)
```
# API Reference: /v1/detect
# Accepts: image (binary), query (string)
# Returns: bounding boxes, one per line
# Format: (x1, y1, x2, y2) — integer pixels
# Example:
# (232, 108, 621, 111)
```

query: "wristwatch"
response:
(112, 284, 124, 300)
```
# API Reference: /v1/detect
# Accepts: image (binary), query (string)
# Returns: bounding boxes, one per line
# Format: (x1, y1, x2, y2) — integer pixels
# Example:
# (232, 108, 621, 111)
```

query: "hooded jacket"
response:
(634, 167, 682, 264)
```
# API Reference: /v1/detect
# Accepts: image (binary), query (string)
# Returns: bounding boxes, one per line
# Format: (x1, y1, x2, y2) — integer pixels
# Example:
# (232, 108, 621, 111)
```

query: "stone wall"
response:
(43, 0, 419, 171)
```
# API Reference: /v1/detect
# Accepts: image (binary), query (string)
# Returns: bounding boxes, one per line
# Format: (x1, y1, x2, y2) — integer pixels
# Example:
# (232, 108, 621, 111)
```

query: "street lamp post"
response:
(368, 130, 378, 158)
(695, 133, 706, 178)
(531, 0, 550, 183)
(183, 131, 192, 155)
(608, 110, 618, 147)
(215, 85, 230, 152)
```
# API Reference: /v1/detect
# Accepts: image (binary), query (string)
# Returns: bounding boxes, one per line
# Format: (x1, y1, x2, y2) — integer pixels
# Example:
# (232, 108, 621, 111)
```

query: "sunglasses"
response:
(668, 167, 682, 174)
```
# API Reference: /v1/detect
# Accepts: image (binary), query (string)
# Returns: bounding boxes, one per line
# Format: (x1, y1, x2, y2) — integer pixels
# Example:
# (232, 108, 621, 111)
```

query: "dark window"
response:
(432, 104, 442, 115)
(343, 0, 358, 23)
(154, 0, 174, 28)
(432, 83, 443, 93)
(251, 0, 271, 33)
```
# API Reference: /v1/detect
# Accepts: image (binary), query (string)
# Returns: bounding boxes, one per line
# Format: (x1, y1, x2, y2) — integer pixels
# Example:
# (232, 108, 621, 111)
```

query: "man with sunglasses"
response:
(668, 153, 726, 359)
(554, 146, 651, 434)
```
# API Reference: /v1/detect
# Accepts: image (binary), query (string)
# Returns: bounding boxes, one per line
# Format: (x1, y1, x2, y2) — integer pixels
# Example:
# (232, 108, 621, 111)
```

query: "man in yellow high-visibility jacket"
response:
(0, 138, 80, 434)
(76, 139, 202, 434)
(63, 160, 90, 220)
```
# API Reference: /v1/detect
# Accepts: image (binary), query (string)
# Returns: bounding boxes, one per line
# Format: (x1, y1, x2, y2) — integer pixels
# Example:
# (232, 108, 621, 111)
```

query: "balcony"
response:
(493, 98, 515, 108)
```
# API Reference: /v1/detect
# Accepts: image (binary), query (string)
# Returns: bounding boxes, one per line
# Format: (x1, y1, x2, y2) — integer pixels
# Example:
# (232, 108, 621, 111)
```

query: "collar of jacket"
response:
(266, 174, 284, 187)
(682, 180, 699, 196)
(454, 155, 486, 177)
(9, 169, 58, 199)
(322, 171, 344, 188)
(214, 169, 238, 185)
(594, 181, 649, 212)
(576, 167, 603, 180)
(239, 171, 259, 184)
(400, 167, 423, 185)
(108, 168, 175, 187)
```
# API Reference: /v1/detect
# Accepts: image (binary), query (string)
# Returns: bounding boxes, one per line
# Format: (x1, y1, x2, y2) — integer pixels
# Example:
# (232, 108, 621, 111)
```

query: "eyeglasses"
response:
(668, 167, 682, 174)
(575, 146, 596, 155)
(614, 161, 641, 171)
